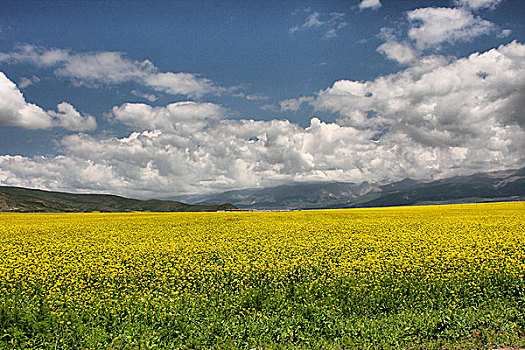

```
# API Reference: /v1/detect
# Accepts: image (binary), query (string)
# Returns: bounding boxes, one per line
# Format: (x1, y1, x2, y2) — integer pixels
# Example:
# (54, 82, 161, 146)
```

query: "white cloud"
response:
(0, 72, 96, 131)
(233, 92, 269, 101)
(56, 51, 150, 84)
(111, 101, 225, 133)
(498, 29, 512, 38)
(290, 11, 348, 39)
(18, 75, 41, 88)
(376, 3, 509, 65)
(454, 0, 502, 10)
(298, 12, 323, 30)
(58, 51, 214, 98)
(377, 41, 418, 64)
(1, 43, 523, 198)
(131, 90, 158, 102)
(1, 45, 274, 100)
(0, 118, 377, 197)
(0, 44, 69, 66)
(47, 102, 97, 132)
(324, 29, 337, 39)
(359, 0, 382, 10)
(142, 72, 214, 97)
(280, 96, 314, 112)
(260, 104, 278, 112)
(0, 46, 217, 98)
(0, 72, 53, 129)
(0, 155, 122, 194)
(246, 95, 269, 101)
(407, 7, 495, 49)
(312, 41, 525, 145)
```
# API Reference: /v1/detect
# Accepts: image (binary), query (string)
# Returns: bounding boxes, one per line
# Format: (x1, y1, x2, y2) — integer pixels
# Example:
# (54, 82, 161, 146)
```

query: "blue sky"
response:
(0, 0, 524, 198)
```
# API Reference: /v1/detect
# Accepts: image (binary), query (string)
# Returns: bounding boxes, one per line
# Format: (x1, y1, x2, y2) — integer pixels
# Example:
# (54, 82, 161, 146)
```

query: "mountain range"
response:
(173, 167, 525, 210)
(0, 186, 236, 213)
(1, 167, 523, 212)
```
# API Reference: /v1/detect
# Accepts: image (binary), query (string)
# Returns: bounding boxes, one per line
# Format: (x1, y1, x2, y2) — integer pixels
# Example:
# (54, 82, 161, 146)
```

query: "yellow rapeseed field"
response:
(1, 202, 524, 348)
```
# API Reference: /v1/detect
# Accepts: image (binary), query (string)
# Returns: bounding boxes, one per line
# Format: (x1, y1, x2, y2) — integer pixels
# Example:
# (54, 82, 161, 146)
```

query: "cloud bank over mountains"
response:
(1, 39, 524, 198)
(0, 1, 523, 198)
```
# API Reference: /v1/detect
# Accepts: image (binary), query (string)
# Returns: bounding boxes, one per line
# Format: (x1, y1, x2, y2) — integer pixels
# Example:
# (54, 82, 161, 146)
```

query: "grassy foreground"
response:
(1, 202, 524, 349)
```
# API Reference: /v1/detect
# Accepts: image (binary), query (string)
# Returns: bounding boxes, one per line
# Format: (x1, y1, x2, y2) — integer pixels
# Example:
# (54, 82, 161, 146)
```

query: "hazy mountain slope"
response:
(178, 167, 525, 209)
(337, 168, 525, 208)
(179, 181, 378, 210)
(0, 186, 237, 213)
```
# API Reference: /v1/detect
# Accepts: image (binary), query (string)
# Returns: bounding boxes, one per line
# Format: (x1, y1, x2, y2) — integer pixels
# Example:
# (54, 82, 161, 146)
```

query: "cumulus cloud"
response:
(1, 43, 523, 198)
(454, 0, 502, 10)
(55, 51, 148, 84)
(0, 45, 216, 98)
(407, 7, 496, 49)
(0, 118, 378, 197)
(0, 72, 53, 129)
(359, 0, 382, 10)
(47, 102, 97, 132)
(376, 3, 510, 64)
(284, 41, 525, 177)
(111, 101, 225, 133)
(376, 41, 418, 64)
(313, 41, 525, 141)
(0, 72, 96, 131)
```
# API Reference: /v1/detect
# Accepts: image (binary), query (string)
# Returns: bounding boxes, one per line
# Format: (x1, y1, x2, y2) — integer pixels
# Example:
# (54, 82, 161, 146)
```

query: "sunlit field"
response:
(1, 202, 524, 349)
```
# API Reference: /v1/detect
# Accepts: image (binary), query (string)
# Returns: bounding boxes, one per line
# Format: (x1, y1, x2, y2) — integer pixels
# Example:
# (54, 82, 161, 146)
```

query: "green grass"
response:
(2, 274, 524, 349)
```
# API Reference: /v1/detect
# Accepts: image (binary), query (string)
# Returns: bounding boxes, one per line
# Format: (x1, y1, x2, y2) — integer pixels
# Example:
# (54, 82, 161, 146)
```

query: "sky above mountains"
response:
(0, 0, 524, 198)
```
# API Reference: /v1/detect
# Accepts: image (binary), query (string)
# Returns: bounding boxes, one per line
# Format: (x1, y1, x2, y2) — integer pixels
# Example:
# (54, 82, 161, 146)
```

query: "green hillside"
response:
(0, 186, 236, 213)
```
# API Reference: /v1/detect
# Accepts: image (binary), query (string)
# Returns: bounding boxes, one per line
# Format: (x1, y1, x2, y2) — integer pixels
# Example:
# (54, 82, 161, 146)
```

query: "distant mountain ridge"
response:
(2, 167, 523, 212)
(0, 186, 237, 213)
(174, 181, 379, 210)
(175, 167, 525, 210)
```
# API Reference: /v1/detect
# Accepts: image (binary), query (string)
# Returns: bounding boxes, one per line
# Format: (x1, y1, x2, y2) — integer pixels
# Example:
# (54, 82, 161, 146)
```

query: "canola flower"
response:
(0, 202, 524, 348)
